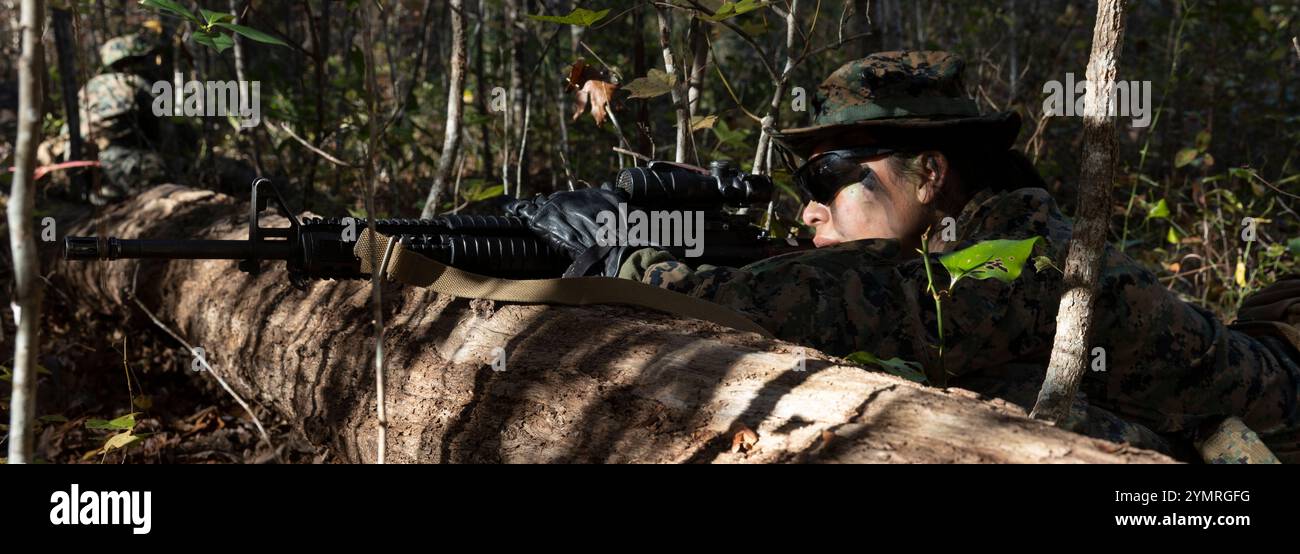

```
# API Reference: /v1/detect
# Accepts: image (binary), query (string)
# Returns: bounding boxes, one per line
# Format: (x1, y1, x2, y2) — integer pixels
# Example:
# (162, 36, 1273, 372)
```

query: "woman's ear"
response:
(915, 151, 949, 205)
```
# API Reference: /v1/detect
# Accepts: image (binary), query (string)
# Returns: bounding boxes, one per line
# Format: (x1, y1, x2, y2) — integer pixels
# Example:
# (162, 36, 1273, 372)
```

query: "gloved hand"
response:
(509, 185, 636, 277)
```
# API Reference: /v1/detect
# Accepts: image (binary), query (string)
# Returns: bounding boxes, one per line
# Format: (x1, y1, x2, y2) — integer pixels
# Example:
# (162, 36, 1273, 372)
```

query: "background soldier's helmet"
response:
(99, 33, 162, 69)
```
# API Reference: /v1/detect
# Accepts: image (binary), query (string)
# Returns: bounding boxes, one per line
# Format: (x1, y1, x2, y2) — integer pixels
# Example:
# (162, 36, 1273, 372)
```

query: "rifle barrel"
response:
(64, 236, 296, 261)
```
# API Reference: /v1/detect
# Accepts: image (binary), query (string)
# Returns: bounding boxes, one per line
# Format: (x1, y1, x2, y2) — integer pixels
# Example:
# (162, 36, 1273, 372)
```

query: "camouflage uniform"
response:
(77, 33, 169, 202)
(621, 186, 1300, 460)
(616, 52, 1300, 461)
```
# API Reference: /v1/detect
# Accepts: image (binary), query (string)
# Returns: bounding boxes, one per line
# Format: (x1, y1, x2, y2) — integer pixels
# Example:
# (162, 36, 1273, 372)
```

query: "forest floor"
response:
(0, 194, 331, 464)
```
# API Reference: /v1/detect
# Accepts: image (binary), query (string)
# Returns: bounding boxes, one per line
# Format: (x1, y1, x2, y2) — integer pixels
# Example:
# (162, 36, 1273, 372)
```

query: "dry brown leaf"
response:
(566, 59, 618, 127)
(573, 79, 619, 127)
(730, 424, 759, 454)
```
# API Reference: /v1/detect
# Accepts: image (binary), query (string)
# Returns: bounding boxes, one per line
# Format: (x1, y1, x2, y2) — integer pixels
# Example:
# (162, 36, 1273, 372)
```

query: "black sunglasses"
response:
(791, 147, 894, 205)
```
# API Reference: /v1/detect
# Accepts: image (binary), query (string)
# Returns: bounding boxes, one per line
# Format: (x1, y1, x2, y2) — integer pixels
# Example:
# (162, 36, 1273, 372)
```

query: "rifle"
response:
(63, 161, 812, 287)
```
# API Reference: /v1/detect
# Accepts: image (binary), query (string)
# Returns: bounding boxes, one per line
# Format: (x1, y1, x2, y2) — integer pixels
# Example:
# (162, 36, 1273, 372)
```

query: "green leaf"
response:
(704, 0, 768, 21)
(1166, 226, 1181, 245)
(86, 412, 139, 431)
(526, 7, 610, 27)
(1287, 238, 1300, 257)
(622, 68, 676, 99)
(465, 183, 505, 203)
(938, 237, 1042, 288)
(199, 8, 234, 25)
(212, 22, 290, 46)
(38, 414, 69, 424)
(1145, 198, 1170, 220)
(139, 0, 201, 24)
(193, 31, 234, 53)
(845, 351, 927, 384)
(1174, 148, 1199, 168)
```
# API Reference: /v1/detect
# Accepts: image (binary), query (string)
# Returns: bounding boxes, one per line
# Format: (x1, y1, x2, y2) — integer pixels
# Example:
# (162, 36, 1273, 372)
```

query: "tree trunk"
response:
(53, 186, 1173, 464)
(1032, 0, 1129, 422)
(655, 7, 689, 164)
(51, 7, 86, 198)
(7, 0, 45, 464)
(421, 0, 466, 219)
(474, 0, 494, 182)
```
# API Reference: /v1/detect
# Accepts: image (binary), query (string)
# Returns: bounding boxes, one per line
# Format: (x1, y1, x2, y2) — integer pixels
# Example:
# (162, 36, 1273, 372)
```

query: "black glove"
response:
(516, 185, 635, 277)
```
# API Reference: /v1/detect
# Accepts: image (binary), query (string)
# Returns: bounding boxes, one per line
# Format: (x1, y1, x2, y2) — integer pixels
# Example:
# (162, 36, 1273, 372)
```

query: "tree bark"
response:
(1032, 0, 1129, 422)
(655, 6, 689, 164)
(53, 186, 1173, 464)
(420, 0, 466, 219)
(51, 7, 86, 198)
(7, 0, 45, 464)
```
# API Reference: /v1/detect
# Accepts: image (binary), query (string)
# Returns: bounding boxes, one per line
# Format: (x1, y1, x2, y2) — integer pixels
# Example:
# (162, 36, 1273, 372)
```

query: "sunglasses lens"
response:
(795, 153, 867, 204)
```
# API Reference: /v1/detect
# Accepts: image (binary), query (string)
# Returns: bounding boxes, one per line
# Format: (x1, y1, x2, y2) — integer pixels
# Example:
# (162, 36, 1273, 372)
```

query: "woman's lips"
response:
(813, 236, 838, 248)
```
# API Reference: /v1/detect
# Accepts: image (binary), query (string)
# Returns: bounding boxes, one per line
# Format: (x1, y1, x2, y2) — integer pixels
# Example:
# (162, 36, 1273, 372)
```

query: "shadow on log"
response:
(53, 185, 1174, 464)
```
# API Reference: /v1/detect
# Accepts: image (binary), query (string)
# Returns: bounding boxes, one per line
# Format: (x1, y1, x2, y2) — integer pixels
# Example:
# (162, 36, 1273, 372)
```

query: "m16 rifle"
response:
(63, 161, 812, 287)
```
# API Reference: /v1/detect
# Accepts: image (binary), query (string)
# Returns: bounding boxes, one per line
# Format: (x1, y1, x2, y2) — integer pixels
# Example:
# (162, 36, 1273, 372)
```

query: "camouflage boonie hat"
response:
(99, 33, 161, 69)
(773, 51, 1021, 158)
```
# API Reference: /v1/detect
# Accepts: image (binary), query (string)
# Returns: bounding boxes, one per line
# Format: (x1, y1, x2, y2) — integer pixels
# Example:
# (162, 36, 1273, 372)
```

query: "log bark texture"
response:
(55, 186, 1174, 464)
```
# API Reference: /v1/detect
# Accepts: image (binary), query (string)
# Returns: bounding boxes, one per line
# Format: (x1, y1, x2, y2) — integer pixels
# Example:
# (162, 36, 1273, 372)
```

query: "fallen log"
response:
(53, 185, 1173, 463)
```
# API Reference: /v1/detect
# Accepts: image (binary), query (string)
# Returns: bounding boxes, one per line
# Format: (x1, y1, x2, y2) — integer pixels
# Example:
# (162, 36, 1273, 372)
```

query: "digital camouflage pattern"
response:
(78, 73, 156, 150)
(809, 51, 979, 125)
(773, 51, 1020, 158)
(77, 36, 169, 197)
(620, 186, 1300, 461)
(99, 33, 160, 69)
(1197, 416, 1281, 464)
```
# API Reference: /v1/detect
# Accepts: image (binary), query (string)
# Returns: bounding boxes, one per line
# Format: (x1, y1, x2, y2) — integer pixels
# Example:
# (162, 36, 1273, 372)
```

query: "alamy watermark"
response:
(595, 204, 705, 257)
(151, 72, 261, 128)
(1042, 72, 1152, 128)
(49, 484, 152, 535)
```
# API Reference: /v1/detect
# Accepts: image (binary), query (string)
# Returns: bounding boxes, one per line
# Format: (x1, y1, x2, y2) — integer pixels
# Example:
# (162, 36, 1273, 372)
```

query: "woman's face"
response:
(799, 151, 932, 250)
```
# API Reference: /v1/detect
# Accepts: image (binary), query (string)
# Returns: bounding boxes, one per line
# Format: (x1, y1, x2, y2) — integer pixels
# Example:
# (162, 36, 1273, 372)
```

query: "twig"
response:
(125, 267, 280, 462)
(612, 146, 652, 162)
(273, 120, 355, 168)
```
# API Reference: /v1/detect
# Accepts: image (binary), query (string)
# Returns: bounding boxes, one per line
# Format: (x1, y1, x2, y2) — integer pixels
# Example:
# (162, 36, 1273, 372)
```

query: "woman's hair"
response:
(887, 148, 1047, 193)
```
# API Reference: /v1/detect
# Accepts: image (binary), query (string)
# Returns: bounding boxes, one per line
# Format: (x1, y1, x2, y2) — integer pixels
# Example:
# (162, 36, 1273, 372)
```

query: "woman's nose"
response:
(802, 202, 828, 227)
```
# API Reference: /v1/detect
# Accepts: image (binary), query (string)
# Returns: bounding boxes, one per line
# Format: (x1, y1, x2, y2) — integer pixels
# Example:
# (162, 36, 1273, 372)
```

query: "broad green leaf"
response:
(712, 120, 749, 146)
(704, 0, 767, 21)
(623, 68, 676, 99)
(938, 237, 1041, 288)
(526, 7, 610, 27)
(139, 0, 201, 24)
(1145, 198, 1170, 220)
(86, 412, 139, 431)
(102, 432, 148, 453)
(199, 8, 234, 25)
(845, 351, 927, 384)
(466, 184, 505, 202)
(1288, 238, 1300, 257)
(38, 414, 69, 424)
(1174, 148, 1199, 168)
(212, 22, 290, 46)
(1228, 167, 1254, 180)
(193, 31, 234, 53)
